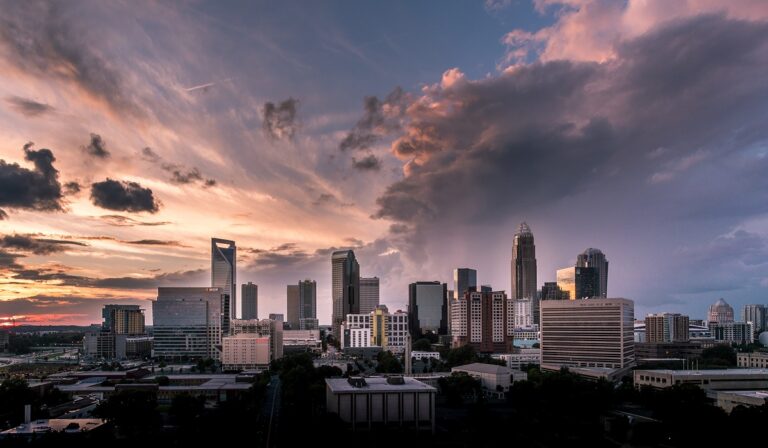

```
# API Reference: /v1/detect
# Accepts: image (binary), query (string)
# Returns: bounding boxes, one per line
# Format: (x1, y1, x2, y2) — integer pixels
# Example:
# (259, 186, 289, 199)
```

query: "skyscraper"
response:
(101, 304, 145, 335)
(450, 290, 514, 353)
(299, 279, 318, 330)
(212, 238, 236, 320)
(511, 222, 537, 322)
(287, 284, 300, 329)
(576, 248, 609, 298)
(331, 250, 360, 339)
(408, 281, 448, 336)
(645, 313, 689, 343)
(742, 304, 767, 337)
(708, 298, 734, 324)
(241, 282, 258, 320)
(541, 282, 568, 301)
(360, 277, 380, 315)
(453, 268, 477, 300)
(556, 266, 598, 300)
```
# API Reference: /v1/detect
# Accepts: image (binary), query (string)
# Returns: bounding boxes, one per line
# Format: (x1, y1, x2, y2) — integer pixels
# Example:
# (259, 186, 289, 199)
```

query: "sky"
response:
(1, 0, 768, 326)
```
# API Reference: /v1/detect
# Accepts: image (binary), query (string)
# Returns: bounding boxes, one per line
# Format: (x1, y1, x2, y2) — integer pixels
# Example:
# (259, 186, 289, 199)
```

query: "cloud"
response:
(339, 87, 408, 151)
(5, 96, 54, 117)
(98, 215, 170, 227)
(0, 143, 63, 218)
(64, 181, 82, 195)
(311, 193, 354, 208)
(123, 239, 188, 248)
(262, 98, 299, 141)
(140, 147, 216, 187)
(352, 154, 382, 171)
(0, 250, 23, 269)
(0, 2, 144, 118)
(6, 264, 206, 290)
(0, 234, 87, 255)
(90, 179, 160, 213)
(82, 133, 110, 158)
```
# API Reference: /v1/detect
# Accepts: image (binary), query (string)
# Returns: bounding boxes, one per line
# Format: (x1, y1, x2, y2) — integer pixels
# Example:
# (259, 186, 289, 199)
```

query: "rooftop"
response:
(1, 419, 106, 435)
(636, 368, 768, 376)
(452, 363, 513, 375)
(326, 376, 436, 393)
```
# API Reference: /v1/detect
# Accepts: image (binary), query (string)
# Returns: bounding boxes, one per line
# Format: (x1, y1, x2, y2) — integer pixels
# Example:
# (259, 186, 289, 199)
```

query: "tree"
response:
(0, 378, 37, 426)
(375, 351, 403, 373)
(93, 389, 160, 435)
(412, 338, 433, 352)
(700, 345, 737, 367)
(156, 375, 170, 386)
(169, 393, 206, 427)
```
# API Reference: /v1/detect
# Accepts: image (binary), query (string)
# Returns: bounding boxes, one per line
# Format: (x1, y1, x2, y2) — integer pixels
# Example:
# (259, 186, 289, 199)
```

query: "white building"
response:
(342, 308, 409, 354)
(634, 368, 768, 390)
(412, 351, 441, 361)
(325, 376, 436, 432)
(493, 349, 541, 370)
(738, 352, 768, 369)
(221, 334, 271, 370)
(451, 363, 527, 395)
(231, 318, 283, 360)
(513, 298, 533, 328)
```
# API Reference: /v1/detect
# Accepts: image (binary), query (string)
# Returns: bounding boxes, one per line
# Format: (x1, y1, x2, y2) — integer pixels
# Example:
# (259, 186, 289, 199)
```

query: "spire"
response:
(517, 222, 532, 235)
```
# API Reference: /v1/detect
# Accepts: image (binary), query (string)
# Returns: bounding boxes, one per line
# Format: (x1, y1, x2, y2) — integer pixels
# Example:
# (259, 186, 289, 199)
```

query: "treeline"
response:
(7, 332, 84, 355)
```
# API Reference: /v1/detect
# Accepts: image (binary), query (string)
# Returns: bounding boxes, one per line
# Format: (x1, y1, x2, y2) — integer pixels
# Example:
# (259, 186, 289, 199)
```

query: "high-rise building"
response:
(576, 248, 609, 298)
(360, 277, 380, 315)
(331, 250, 360, 339)
(541, 282, 568, 301)
(710, 322, 751, 344)
(342, 306, 409, 354)
(241, 282, 258, 320)
(153, 287, 230, 360)
(556, 266, 598, 300)
(742, 304, 767, 338)
(453, 268, 478, 300)
(287, 284, 300, 329)
(451, 290, 514, 353)
(513, 298, 534, 328)
(212, 238, 236, 320)
(408, 281, 448, 336)
(540, 298, 635, 370)
(708, 298, 734, 324)
(101, 305, 145, 335)
(299, 279, 318, 330)
(511, 222, 538, 322)
(645, 313, 689, 343)
(231, 318, 284, 361)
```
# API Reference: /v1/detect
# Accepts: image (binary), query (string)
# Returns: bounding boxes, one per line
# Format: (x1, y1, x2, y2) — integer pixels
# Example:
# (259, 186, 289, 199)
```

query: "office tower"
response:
(360, 277, 380, 315)
(645, 313, 690, 343)
(153, 287, 230, 360)
(541, 282, 568, 301)
(710, 322, 751, 344)
(299, 279, 318, 330)
(453, 268, 477, 300)
(742, 304, 767, 337)
(212, 238, 236, 320)
(576, 248, 609, 298)
(511, 222, 538, 321)
(451, 290, 514, 353)
(556, 266, 598, 300)
(341, 313, 372, 349)
(513, 298, 533, 327)
(708, 298, 734, 324)
(269, 313, 284, 322)
(101, 305, 145, 335)
(287, 284, 300, 329)
(408, 281, 448, 336)
(331, 250, 360, 339)
(241, 282, 258, 320)
(540, 298, 635, 370)
(231, 318, 284, 361)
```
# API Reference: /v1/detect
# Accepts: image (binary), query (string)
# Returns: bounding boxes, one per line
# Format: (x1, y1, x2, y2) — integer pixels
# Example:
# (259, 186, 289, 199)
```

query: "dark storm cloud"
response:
(98, 215, 170, 227)
(0, 143, 63, 218)
(82, 133, 110, 158)
(0, 250, 23, 269)
(373, 15, 768, 262)
(5, 96, 54, 117)
(352, 154, 381, 171)
(339, 87, 407, 151)
(262, 98, 299, 141)
(124, 239, 188, 248)
(311, 193, 354, 208)
(0, 234, 87, 255)
(140, 147, 217, 187)
(0, 2, 144, 117)
(90, 179, 160, 213)
(64, 181, 81, 195)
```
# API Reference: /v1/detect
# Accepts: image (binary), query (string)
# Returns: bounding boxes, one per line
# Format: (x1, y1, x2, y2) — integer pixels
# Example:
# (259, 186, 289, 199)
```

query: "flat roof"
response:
(636, 369, 768, 376)
(326, 377, 436, 393)
(1, 419, 105, 435)
(717, 390, 768, 399)
(452, 363, 513, 375)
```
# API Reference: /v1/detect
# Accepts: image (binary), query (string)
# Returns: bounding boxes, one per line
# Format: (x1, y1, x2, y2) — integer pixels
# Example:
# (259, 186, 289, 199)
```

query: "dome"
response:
(713, 298, 729, 307)
(759, 332, 768, 347)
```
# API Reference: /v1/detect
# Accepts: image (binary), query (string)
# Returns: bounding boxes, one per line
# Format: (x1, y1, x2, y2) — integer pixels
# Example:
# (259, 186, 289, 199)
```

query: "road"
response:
(262, 375, 281, 448)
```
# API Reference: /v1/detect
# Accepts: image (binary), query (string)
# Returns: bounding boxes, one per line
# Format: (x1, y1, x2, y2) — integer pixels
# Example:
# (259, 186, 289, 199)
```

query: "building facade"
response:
(299, 279, 317, 329)
(576, 248, 609, 298)
(332, 250, 360, 339)
(540, 298, 635, 370)
(742, 304, 767, 339)
(231, 318, 283, 361)
(241, 282, 258, 320)
(286, 284, 300, 330)
(511, 222, 538, 323)
(645, 313, 689, 343)
(102, 305, 145, 335)
(556, 266, 598, 300)
(513, 298, 534, 328)
(360, 277, 380, 315)
(451, 290, 514, 353)
(710, 322, 751, 344)
(708, 298, 734, 324)
(737, 352, 768, 369)
(540, 282, 568, 301)
(408, 281, 448, 336)
(221, 334, 271, 370)
(211, 238, 236, 320)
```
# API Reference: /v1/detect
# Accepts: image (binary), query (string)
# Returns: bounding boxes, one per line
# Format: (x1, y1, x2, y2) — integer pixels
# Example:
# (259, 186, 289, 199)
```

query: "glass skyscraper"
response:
(331, 250, 360, 339)
(212, 238, 236, 320)
(299, 279, 318, 330)
(511, 222, 538, 325)
(576, 248, 609, 298)
(408, 281, 448, 336)
(359, 277, 380, 315)
(241, 282, 258, 320)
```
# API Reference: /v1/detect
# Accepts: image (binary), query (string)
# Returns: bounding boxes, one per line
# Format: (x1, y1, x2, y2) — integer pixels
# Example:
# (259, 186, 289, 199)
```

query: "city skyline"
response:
(2, 1, 768, 326)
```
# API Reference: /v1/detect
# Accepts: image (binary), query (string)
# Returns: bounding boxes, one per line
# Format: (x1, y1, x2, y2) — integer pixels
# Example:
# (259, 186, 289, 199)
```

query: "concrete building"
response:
(513, 298, 533, 328)
(540, 298, 635, 370)
(645, 313, 689, 343)
(221, 334, 271, 370)
(452, 363, 527, 395)
(342, 307, 408, 354)
(102, 305, 145, 334)
(230, 318, 283, 361)
(708, 298, 734, 324)
(742, 304, 767, 339)
(511, 222, 538, 322)
(451, 290, 514, 353)
(325, 376, 437, 432)
(556, 266, 598, 300)
(634, 368, 768, 390)
(717, 390, 768, 413)
(283, 329, 322, 353)
(211, 238, 236, 320)
(286, 284, 300, 329)
(738, 352, 768, 368)
(332, 250, 360, 339)
(710, 322, 751, 344)
(576, 248, 609, 298)
(342, 313, 372, 349)
(635, 341, 704, 361)
(411, 351, 441, 361)
(408, 281, 448, 336)
(268, 313, 284, 322)
(360, 277, 380, 315)
(241, 282, 258, 320)
(493, 349, 541, 370)
(153, 287, 230, 360)
(84, 304, 151, 360)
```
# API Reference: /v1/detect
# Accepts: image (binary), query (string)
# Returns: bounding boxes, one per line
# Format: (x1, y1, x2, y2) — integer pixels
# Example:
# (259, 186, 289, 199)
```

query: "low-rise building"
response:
(283, 329, 322, 353)
(0, 419, 107, 438)
(737, 352, 768, 369)
(493, 349, 541, 370)
(716, 390, 768, 413)
(451, 363, 527, 395)
(221, 334, 271, 370)
(325, 376, 436, 432)
(411, 351, 441, 361)
(634, 368, 768, 390)
(635, 341, 704, 361)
